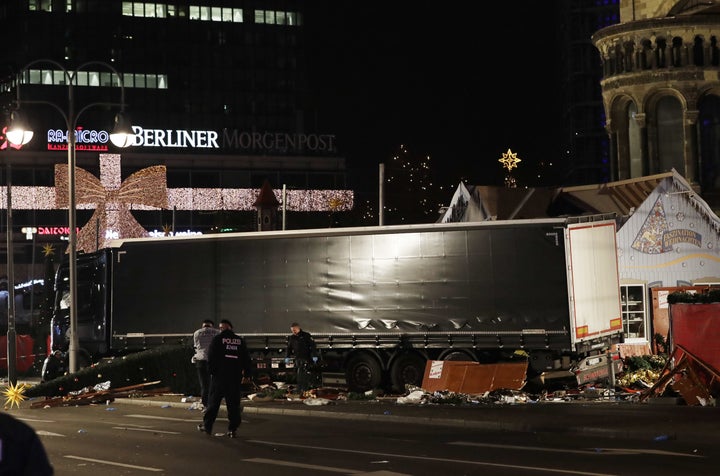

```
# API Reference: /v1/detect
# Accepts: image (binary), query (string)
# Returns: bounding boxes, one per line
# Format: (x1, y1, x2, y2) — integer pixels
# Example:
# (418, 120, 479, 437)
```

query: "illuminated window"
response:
(76, 71, 89, 86)
(53, 70, 66, 85)
(200, 6, 210, 21)
(41, 70, 52, 85)
(27, 0, 52, 12)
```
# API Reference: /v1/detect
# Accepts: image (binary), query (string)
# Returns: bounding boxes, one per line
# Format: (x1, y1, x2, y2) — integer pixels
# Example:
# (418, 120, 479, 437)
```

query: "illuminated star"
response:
(499, 148, 521, 171)
(162, 224, 172, 236)
(42, 244, 55, 257)
(2, 382, 27, 409)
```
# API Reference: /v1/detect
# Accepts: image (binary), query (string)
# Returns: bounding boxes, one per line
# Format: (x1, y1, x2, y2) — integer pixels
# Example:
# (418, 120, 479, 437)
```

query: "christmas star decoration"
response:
(43, 243, 55, 257)
(2, 382, 27, 409)
(499, 148, 521, 171)
(162, 224, 172, 236)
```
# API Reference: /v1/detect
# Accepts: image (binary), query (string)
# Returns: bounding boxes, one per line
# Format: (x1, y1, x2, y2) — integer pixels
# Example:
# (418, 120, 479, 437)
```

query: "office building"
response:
(0, 1, 350, 285)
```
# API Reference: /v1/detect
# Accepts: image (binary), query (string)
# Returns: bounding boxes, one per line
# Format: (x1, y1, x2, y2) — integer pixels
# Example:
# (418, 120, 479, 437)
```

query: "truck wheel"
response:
(441, 350, 474, 361)
(345, 355, 382, 393)
(390, 353, 426, 393)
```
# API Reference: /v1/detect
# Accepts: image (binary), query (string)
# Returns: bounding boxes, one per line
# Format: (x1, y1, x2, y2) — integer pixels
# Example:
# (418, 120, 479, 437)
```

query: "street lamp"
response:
(3, 114, 32, 386)
(6, 59, 134, 374)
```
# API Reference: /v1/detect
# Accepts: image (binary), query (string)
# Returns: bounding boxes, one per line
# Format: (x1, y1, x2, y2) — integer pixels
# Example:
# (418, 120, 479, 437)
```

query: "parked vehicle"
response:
(43, 215, 624, 391)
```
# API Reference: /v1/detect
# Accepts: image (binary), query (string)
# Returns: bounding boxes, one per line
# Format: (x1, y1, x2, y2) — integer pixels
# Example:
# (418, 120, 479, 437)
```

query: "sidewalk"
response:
(111, 392, 720, 445)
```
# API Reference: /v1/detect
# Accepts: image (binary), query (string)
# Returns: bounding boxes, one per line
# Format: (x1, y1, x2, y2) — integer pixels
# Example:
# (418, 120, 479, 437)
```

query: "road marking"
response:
(17, 417, 55, 423)
(125, 414, 202, 422)
(36, 430, 65, 437)
(449, 441, 702, 458)
(242, 457, 362, 473)
(242, 458, 411, 476)
(246, 440, 617, 476)
(112, 426, 181, 434)
(64, 455, 164, 472)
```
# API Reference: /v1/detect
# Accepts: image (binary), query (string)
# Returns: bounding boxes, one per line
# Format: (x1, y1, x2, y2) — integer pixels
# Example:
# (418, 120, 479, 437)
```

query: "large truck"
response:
(44, 215, 624, 391)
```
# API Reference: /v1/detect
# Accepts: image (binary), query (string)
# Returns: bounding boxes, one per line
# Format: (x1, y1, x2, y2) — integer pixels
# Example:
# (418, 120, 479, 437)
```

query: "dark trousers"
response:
(195, 360, 211, 407)
(296, 358, 310, 393)
(202, 376, 242, 434)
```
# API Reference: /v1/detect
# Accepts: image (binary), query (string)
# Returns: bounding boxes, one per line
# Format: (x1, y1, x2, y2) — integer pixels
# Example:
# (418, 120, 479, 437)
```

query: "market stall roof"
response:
(438, 170, 711, 223)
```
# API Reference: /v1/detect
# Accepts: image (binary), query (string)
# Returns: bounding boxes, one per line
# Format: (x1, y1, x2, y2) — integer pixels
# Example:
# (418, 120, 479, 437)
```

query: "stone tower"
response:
(592, 1, 720, 212)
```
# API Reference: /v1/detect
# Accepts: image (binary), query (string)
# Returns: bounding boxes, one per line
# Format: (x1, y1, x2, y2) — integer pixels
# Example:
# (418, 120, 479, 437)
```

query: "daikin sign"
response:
(43, 124, 337, 154)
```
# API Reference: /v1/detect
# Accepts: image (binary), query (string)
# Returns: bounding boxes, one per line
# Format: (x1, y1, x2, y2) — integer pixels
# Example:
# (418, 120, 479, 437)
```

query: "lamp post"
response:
(6, 59, 134, 373)
(5, 147, 15, 386)
(4, 113, 32, 386)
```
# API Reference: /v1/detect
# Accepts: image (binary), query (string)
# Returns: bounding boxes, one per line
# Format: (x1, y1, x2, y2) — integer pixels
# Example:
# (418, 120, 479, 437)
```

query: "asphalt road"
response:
(12, 393, 720, 475)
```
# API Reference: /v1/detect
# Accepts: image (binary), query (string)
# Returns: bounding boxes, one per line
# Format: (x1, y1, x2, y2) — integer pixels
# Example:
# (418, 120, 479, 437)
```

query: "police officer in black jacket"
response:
(198, 319, 252, 438)
(285, 322, 317, 394)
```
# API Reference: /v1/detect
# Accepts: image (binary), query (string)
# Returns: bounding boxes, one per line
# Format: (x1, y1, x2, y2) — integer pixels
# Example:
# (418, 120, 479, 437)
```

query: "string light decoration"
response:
(55, 154, 168, 252)
(499, 148, 521, 188)
(2, 381, 27, 409)
(499, 148, 521, 171)
(0, 154, 354, 251)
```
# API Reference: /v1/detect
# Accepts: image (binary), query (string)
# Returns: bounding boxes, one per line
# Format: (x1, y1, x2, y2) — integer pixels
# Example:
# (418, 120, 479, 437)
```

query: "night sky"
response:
(305, 1, 563, 196)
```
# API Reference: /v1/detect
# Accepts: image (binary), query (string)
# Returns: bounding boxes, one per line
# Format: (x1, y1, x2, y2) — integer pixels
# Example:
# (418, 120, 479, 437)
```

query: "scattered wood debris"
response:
(30, 381, 169, 409)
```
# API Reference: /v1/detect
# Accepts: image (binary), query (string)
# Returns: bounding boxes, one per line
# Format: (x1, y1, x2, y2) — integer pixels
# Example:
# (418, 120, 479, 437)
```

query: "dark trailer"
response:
(49, 216, 623, 391)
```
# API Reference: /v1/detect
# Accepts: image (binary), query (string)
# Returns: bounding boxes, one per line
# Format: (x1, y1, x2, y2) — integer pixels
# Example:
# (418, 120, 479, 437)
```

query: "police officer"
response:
(197, 319, 252, 438)
(285, 322, 317, 394)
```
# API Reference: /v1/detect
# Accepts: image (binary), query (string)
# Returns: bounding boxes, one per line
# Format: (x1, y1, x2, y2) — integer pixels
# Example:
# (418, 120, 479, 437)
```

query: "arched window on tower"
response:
(628, 102, 644, 177)
(639, 39, 651, 70)
(693, 36, 705, 66)
(656, 38, 667, 68)
(671, 37, 683, 67)
(624, 41, 635, 72)
(654, 96, 684, 174)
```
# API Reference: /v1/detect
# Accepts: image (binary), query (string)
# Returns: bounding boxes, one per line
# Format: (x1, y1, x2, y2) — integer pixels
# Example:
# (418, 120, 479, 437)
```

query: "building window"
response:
(621, 284, 647, 341)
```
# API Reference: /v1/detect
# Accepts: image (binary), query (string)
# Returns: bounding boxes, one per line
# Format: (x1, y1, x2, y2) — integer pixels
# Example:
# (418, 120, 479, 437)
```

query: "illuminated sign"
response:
(222, 130, 336, 153)
(40, 124, 337, 154)
(37, 226, 80, 236)
(148, 229, 203, 237)
(130, 126, 219, 148)
(47, 127, 111, 151)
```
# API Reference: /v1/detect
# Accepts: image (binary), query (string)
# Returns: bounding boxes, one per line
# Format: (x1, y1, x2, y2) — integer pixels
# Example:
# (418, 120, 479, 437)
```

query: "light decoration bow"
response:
(55, 154, 168, 252)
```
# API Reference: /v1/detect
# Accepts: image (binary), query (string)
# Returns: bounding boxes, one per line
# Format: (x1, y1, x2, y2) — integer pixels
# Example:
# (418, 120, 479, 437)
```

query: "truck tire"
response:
(440, 350, 475, 361)
(390, 353, 426, 393)
(345, 354, 382, 392)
